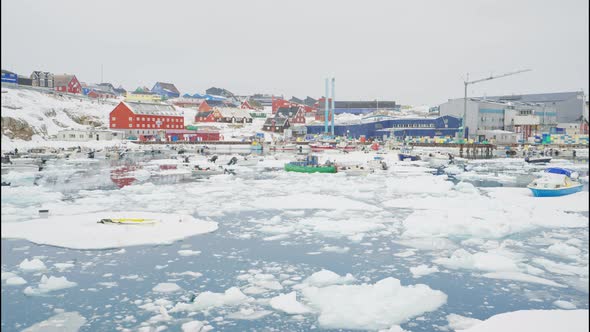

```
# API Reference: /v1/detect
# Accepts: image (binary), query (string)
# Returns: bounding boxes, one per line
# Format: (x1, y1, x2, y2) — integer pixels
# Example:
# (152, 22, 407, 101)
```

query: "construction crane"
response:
(460, 69, 532, 139)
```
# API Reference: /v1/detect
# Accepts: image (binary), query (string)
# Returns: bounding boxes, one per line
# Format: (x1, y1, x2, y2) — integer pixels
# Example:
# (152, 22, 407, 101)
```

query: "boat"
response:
(339, 164, 374, 176)
(309, 142, 336, 152)
(97, 218, 159, 225)
(527, 167, 583, 197)
(284, 155, 337, 173)
(398, 146, 420, 161)
(191, 165, 227, 176)
(525, 156, 552, 164)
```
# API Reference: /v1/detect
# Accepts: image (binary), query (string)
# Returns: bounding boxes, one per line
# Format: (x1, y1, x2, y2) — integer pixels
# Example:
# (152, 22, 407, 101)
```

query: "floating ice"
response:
(226, 308, 273, 320)
(481, 272, 566, 288)
(249, 193, 381, 211)
(22, 311, 87, 332)
(152, 283, 182, 293)
(553, 300, 577, 309)
(546, 243, 582, 259)
(298, 269, 356, 287)
(460, 309, 588, 332)
(181, 320, 212, 332)
(434, 249, 521, 272)
(2, 212, 218, 249)
(410, 265, 439, 278)
(5, 276, 27, 286)
(19, 258, 47, 272)
(178, 250, 202, 257)
(54, 263, 75, 272)
(446, 313, 482, 330)
(24, 275, 77, 296)
(301, 277, 447, 330)
(269, 291, 311, 314)
(171, 287, 249, 312)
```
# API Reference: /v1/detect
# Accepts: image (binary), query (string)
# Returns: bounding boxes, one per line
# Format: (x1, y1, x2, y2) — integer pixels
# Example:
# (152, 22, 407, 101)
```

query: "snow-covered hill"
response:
(1, 87, 117, 142)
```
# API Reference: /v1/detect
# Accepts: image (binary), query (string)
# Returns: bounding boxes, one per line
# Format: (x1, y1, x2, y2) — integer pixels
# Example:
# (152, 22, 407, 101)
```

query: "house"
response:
(88, 89, 117, 99)
(240, 100, 260, 110)
(30, 71, 54, 88)
(275, 106, 306, 124)
(125, 91, 162, 103)
(171, 97, 202, 109)
(113, 86, 127, 96)
(263, 117, 290, 133)
(272, 98, 315, 114)
(151, 82, 180, 98)
(195, 111, 218, 122)
(1, 69, 18, 84)
(206, 87, 235, 98)
(54, 74, 82, 94)
(216, 108, 253, 123)
(109, 101, 184, 137)
(57, 128, 125, 141)
(303, 96, 317, 107)
(199, 100, 213, 112)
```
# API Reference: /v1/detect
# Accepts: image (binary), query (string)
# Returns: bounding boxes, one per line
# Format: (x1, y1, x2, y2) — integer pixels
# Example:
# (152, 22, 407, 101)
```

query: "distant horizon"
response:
(2, 0, 588, 106)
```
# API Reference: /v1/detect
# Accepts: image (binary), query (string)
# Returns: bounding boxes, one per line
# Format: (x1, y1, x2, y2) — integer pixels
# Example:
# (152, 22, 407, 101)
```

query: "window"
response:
(112, 117, 116, 121)
(129, 124, 133, 128)
(142, 124, 145, 128)
(80, 135, 84, 138)
(112, 124, 117, 127)
(129, 117, 133, 121)
(69, 134, 76, 138)
(141, 117, 145, 121)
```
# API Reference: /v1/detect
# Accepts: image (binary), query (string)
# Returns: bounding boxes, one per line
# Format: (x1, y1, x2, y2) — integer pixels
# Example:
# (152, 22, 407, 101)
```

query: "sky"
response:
(1, 0, 588, 106)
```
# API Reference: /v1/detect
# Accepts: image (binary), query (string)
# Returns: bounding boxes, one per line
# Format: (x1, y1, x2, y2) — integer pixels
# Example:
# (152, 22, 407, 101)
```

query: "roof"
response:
(123, 102, 182, 116)
(275, 106, 301, 118)
(482, 92, 583, 103)
(2, 69, 16, 75)
(319, 100, 397, 109)
(53, 74, 76, 87)
(196, 111, 213, 117)
(290, 96, 304, 104)
(304, 96, 317, 107)
(217, 108, 252, 119)
(154, 82, 180, 94)
(264, 117, 289, 126)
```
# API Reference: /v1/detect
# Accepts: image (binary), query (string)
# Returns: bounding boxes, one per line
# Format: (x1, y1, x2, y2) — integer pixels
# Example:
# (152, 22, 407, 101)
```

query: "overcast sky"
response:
(2, 0, 588, 105)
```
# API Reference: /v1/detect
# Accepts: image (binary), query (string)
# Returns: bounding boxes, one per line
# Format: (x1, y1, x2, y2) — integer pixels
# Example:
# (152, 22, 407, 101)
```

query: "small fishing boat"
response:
(527, 167, 583, 197)
(525, 156, 552, 164)
(98, 218, 159, 225)
(284, 155, 337, 173)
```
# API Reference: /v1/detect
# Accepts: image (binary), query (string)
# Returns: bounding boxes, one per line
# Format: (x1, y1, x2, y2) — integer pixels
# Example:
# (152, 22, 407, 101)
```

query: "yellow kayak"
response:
(98, 218, 159, 225)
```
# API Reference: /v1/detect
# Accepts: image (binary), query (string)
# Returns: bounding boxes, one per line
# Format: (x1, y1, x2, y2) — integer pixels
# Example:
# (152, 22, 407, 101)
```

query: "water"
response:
(2, 152, 588, 331)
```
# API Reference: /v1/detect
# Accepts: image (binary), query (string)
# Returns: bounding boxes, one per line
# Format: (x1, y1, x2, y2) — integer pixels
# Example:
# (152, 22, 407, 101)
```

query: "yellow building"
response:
(124, 92, 162, 103)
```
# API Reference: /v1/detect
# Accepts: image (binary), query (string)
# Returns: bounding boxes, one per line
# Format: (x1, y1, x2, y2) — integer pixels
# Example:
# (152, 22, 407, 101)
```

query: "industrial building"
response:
(439, 98, 559, 141)
(306, 115, 461, 139)
(317, 99, 398, 115)
(56, 129, 125, 141)
(109, 101, 184, 137)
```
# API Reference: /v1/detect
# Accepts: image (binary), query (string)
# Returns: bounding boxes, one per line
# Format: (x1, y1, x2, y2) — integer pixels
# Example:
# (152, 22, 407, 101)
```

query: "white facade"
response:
(57, 129, 125, 141)
(477, 130, 519, 145)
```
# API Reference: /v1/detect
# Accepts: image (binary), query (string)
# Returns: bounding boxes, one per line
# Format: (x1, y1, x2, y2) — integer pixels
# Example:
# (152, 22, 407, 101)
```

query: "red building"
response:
(275, 106, 306, 124)
(199, 101, 213, 112)
(54, 74, 81, 94)
(109, 101, 184, 137)
(195, 110, 218, 122)
(88, 90, 116, 99)
(164, 129, 220, 142)
(272, 98, 315, 114)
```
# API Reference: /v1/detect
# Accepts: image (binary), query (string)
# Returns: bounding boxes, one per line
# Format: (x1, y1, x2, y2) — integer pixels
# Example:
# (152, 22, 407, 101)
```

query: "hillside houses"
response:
(30, 71, 54, 88)
(263, 117, 290, 133)
(275, 106, 306, 124)
(194, 107, 253, 123)
(109, 101, 184, 137)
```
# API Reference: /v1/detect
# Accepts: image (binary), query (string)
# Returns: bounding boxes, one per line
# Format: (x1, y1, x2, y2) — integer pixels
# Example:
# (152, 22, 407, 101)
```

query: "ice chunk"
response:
(5, 276, 27, 286)
(434, 249, 520, 272)
(459, 309, 588, 332)
(24, 275, 77, 296)
(178, 250, 201, 257)
(553, 300, 577, 309)
(54, 263, 75, 272)
(269, 292, 311, 314)
(299, 270, 356, 287)
(546, 243, 581, 259)
(181, 320, 211, 332)
(226, 308, 272, 320)
(301, 277, 447, 330)
(152, 283, 182, 293)
(22, 311, 86, 332)
(410, 265, 439, 278)
(481, 272, 566, 288)
(446, 313, 482, 330)
(19, 258, 47, 272)
(171, 287, 249, 312)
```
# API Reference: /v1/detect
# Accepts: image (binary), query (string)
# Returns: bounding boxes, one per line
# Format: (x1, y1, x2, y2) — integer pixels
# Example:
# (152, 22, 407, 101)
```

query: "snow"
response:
(19, 258, 47, 272)
(481, 272, 566, 288)
(181, 320, 211, 332)
(152, 283, 182, 293)
(434, 249, 521, 273)
(226, 308, 273, 320)
(2, 212, 218, 249)
(171, 287, 249, 312)
(269, 291, 311, 314)
(300, 277, 447, 330)
(410, 264, 439, 278)
(24, 275, 77, 296)
(546, 243, 582, 258)
(22, 311, 87, 332)
(446, 313, 482, 330)
(249, 193, 381, 211)
(460, 310, 588, 332)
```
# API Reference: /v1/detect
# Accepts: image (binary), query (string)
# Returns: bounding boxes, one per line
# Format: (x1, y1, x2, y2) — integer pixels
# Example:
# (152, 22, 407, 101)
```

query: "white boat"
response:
(527, 168, 583, 197)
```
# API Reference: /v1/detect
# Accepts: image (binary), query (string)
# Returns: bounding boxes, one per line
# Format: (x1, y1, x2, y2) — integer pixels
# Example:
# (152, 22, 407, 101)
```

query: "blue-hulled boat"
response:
(527, 167, 583, 197)
(398, 146, 421, 161)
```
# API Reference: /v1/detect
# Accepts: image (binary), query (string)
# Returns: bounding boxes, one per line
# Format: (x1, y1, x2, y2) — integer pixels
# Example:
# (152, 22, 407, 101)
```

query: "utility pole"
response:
(460, 69, 532, 140)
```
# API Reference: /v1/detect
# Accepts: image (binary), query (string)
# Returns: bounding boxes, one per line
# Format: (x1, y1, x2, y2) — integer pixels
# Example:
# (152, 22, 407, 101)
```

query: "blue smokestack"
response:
(324, 78, 329, 134)
(331, 78, 335, 136)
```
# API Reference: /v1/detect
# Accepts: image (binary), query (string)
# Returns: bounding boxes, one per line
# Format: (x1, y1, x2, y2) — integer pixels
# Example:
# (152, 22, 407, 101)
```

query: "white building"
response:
(477, 130, 519, 145)
(57, 128, 125, 141)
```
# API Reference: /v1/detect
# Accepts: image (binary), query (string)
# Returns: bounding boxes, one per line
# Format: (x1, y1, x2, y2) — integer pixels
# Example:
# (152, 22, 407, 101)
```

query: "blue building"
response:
(318, 100, 398, 115)
(151, 82, 180, 98)
(306, 115, 461, 139)
(1, 69, 18, 84)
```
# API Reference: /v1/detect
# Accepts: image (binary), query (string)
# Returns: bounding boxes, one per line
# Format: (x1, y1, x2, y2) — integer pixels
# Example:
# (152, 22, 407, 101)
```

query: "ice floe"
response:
(269, 291, 311, 314)
(152, 283, 183, 293)
(19, 258, 47, 272)
(24, 275, 77, 296)
(446, 313, 482, 330)
(171, 287, 250, 312)
(2, 212, 218, 249)
(410, 265, 439, 278)
(22, 311, 86, 332)
(460, 309, 588, 332)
